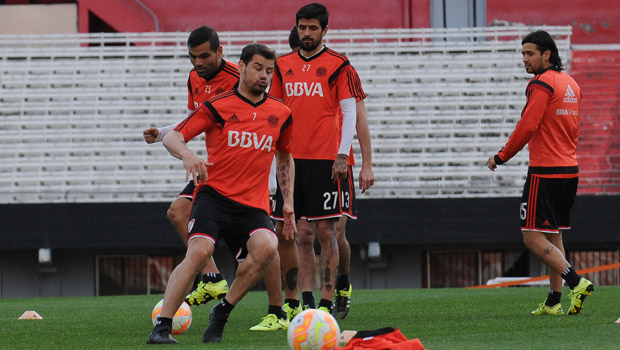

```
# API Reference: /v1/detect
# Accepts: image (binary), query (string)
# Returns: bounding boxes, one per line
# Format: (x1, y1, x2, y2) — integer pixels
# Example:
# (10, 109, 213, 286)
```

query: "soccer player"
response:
(143, 26, 239, 307)
(285, 25, 375, 321)
(486, 30, 593, 315)
(270, 3, 359, 317)
(146, 43, 296, 345)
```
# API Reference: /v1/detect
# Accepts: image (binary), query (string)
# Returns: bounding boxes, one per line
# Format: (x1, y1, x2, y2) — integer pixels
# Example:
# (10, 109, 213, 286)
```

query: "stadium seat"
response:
(0, 26, 574, 203)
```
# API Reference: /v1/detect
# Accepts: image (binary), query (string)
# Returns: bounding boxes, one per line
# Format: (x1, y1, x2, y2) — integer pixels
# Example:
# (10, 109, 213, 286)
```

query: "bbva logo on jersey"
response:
(228, 130, 273, 152)
(285, 82, 324, 97)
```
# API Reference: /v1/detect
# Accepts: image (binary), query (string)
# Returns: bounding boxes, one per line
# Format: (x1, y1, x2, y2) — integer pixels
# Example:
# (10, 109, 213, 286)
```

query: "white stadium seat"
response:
(0, 26, 572, 203)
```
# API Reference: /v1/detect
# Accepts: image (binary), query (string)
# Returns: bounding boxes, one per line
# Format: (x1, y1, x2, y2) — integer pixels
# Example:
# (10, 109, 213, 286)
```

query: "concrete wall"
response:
(1, 249, 93, 298)
(0, 245, 423, 298)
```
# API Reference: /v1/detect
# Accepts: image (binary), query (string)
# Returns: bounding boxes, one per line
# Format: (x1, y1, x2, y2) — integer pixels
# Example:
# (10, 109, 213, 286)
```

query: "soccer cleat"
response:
(568, 278, 594, 315)
(283, 302, 302, 321)
(146, 325, 178, 344)
(318, 306, 332, 314)
(531, 302, 564, 315)
(185, 279, 229, 306)
(249, 313, 290, 331)
(202, 305, 228, 343)
(333, 283, 352, 320)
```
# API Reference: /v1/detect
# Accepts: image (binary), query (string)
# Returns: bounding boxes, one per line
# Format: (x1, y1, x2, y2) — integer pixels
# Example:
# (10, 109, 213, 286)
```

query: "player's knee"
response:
(522, 232, 538, 251)
(254, 238, 278, 264)
(167, 205, 181, 225)
(296, 230, 314, 247)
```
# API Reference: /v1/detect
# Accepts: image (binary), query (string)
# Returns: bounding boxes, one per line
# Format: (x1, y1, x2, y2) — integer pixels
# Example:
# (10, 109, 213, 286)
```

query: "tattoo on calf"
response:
(541, 247, 552, 259)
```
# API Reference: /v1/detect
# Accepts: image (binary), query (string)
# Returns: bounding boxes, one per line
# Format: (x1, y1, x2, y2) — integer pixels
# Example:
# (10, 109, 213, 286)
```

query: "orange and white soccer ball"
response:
(151, 299, 192, 335)
(287, 309, 340, 350)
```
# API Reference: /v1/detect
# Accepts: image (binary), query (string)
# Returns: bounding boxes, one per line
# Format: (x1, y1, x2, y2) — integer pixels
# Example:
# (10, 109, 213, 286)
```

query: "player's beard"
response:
(247, 81, 267, 96)
(301, 37, 321, 52)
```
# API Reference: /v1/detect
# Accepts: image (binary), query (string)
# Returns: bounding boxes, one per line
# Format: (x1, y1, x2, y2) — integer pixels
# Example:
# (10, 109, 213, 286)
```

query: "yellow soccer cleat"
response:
(185, 279, 229, 306)
(249, 314, 290, 331)
(531, 302, 564, 315)
(568, 278, 594, 315)
(318, 306, 332, 314)
(283, 302, 302, 321)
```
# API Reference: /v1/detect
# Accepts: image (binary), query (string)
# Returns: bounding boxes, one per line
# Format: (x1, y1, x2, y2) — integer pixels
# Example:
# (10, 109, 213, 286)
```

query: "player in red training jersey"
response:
(142, 26, 239, 307)
(147, 43, 296, 345)
(487, 30, 593, 316)
(250, 25, 373, 331)
(269, 3, 359, 319)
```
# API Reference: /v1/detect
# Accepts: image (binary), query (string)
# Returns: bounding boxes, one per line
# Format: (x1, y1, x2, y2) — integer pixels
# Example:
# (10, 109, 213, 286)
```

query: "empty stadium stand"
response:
(0, 26, 579, 203)
(570, 48, 620, 195)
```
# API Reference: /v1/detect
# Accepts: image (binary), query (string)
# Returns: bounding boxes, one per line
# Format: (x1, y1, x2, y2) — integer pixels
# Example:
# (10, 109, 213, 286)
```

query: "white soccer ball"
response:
(151, 299, 192, 335)
(287, 309, 341, 350)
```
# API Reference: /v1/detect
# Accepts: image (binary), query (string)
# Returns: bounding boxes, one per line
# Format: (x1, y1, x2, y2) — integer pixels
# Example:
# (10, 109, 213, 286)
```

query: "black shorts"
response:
(520, 173, 578, 234)
(272, 159, 353, 221)
(178, 179, 197, 201)
(188, 186, 275, 261)
(341, 165, 357, 220)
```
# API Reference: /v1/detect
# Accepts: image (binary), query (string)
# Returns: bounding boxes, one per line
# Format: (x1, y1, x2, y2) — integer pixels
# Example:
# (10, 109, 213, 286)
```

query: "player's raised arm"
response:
(162, 130, 211, 185)
(276, 150, 296, 240)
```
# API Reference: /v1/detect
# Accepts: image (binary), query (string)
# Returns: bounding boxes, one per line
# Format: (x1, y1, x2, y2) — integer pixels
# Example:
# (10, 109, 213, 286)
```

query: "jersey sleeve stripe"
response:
(328, 60, 351, 85)
(202, 101, 225, 127)
(529, 80, 554, 94)
(280, 114, 293, 133)
(325, 48, 348, 61)
(274, 64, 283, 82)
(347, 68, 365, 99)
(174, 109, 199, 131)
(267, 94, 285, 104)
(223, 64, 240, 77)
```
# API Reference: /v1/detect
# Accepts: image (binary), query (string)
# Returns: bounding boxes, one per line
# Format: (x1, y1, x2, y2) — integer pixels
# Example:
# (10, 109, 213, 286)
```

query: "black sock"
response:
(215, 297, 235, 318)
(285, 298, 300, 309)
(268, 305, 287, 319)
(336, 274, 350, 290)
(561, 267, 581, 289)
(545, 289, 562, 306)
(302, 292, 315, 308)
(202, 273, 223, 284)
(155, 317, 172, 330)
(318, 299, 333, 311)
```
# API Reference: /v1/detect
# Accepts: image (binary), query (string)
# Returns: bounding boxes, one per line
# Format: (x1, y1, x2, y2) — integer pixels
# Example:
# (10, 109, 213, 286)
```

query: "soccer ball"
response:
(151, 299, 192, 335)
(287, 309, 341, 350)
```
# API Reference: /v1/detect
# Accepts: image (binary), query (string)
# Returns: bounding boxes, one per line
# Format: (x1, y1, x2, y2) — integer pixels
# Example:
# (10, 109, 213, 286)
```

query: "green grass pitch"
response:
(1, 287, 619, 349)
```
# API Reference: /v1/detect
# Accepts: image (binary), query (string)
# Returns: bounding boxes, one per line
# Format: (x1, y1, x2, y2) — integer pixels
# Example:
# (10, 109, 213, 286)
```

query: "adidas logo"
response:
(542, 219, 550, 226)
(285, 68, 294, 76)
(228, 114, 240, 122)
(563, 84, 578, 103)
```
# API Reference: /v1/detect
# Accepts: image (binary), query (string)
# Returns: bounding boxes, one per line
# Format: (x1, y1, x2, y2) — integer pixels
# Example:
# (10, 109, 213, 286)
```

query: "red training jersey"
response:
(187, 59, 239, 110)
(175, 90, 293, 213)
(270, 46, 358, 161)
(497, 68, 580, 175)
